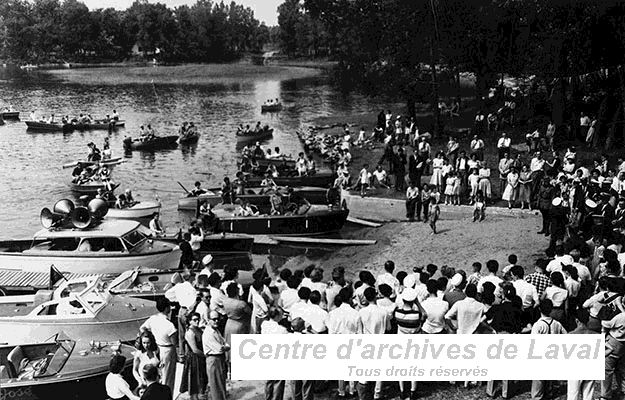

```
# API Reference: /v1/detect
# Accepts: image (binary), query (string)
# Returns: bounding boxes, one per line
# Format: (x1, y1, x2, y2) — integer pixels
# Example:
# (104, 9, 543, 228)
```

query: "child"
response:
(358, 164, 370, 197)
(444, 171, 455, 205)
(429, 196, 440, 234)
(467, 262, 482, 287)
(468, 168, 480, 205)
(473, 190, 486, 222)
(452, 172, 461, 205)
(421, 184, 432, 222)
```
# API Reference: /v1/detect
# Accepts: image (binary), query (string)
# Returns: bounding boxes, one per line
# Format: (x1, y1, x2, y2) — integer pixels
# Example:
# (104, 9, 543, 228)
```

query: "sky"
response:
(80, 0, 282, 25)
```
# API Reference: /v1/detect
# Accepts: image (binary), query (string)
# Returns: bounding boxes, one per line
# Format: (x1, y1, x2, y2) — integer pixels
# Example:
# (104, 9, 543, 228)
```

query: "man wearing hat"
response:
(394, 288, 425, 399)
(199, 254, 213, 277)
(549, 197, 568, 250)
(443, 273, 466, 307)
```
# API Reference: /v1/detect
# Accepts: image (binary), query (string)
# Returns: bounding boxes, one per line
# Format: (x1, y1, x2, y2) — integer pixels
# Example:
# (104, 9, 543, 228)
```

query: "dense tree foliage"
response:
(0, 0, 269, 63)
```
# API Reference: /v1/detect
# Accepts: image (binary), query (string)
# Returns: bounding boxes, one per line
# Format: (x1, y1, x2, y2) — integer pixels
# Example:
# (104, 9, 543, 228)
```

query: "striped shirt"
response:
(394, 306, 423, 334)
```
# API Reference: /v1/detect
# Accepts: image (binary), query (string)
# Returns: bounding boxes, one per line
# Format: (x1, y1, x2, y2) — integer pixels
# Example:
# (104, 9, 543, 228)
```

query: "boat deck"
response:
(0, 269, 98, 295)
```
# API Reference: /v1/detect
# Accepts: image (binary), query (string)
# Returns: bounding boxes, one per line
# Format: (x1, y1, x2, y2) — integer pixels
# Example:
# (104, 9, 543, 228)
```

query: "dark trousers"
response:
(177, 307, 189, 358)
(539, 209, 550, 233)
(265, 380, 286, 400)
(290, 380, 314, 400)
(406, 198, 417, 220)
(357, 382, 374, 400)
(395, 173, 405, 191)
(420, 200, 430, 221)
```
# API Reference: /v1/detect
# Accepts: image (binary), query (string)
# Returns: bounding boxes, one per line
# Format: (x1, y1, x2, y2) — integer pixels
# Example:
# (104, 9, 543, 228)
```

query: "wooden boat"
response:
(62, 157, 123, 169)
(261, 103, 283, 112)
(246, 172, 336, 188)
(213, 204, 349, 235)
(26, 120, 124, 132)
(1, 111, 19, 120)
(160, 233, 253, 255)
(340, 189, 406, 222)
(106, 200, 161, 220)
(236, 128, 273, 143)
(0, 219, 181, 275)
(177, 186, 330, 211)
(238, 157, 296, 171)
(0, 268, 99, 296)
(179, 132, 200, 144)
(123, 135, 178, 151)
(0, 276, 154, 345)
(70, 181, 118, 195)
(67, 120, 125, 131)
(0, 333, 135, 400)
(25, 121, 66, 132)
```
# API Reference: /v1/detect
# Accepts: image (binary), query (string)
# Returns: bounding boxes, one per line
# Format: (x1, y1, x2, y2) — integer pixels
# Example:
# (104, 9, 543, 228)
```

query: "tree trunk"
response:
(429, 38, 441, 136)
(593, 94, 610, 149)
(550, 77, 566, 126)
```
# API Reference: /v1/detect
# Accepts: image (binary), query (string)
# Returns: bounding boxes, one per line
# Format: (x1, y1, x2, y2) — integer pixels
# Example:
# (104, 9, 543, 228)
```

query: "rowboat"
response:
(25, 121, 66, 132)
(106, 200, 161, 220)
(123, 135, 178, 151)
(238, 157, 296, 171)
(0, 333, 134, 400)
(62, 157, 123, 169)
(236, 128, 273, 143)
(1, 111, 20, 120)
(25, 120, 124, 132)
(213, 204, 349, 235)
(261, 103, 282, 112)
(0, 219, 181, 275)
(69, 181, 118, 195)
(0, 276, 154, 345)
(179, 132, 200, 144)
(178, 186, 329, 211)
(246, 172, 336, 188)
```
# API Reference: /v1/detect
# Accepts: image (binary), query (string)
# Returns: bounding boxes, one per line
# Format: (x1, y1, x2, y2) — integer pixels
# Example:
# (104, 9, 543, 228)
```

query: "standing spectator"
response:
(133, 331, 161, 388)
(180, 313, 207, 400)
(430, 151, 445, 193)
(203, 310, 230, 400)
(249, 280, 270, 333)
(222, 282, 252, 373)
(445, 283, 484, 334)
(470, 135, 485, 161)
(478, 260, 503, 294)
(502, 167, 520, 209)
(537, 178, 554, 235)
(139, 298, 177, 393)
(546, 121, 555, 151)
(394, 288, 426, 399)
(421, 280, 449, 334)
(566, 309, 595, 400)
(164, 272, 197, 363)
(263, 307, 288, 400)
(406, 181, 419, 222)
(531, 300, 567, 400)
(498, 153, 513, 198)
(497, 132, 511, 160)
(519, 165, 533, 210)
(395, 147, 407, 191)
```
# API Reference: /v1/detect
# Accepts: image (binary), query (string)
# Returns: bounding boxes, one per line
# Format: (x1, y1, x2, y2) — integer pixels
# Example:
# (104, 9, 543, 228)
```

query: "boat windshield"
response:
(34, 339, 75, 378)
(121, 229, 147, 251)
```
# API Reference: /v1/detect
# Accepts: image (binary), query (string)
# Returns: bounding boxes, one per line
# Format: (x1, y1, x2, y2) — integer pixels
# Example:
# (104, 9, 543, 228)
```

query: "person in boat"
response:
(61, 115, 69, 124)
(188, 122, 196, 135)
(244, 124, 251, 134)
(285, 186, 311, 215)
(179, 121, 188, 137)
(146, 124, 155, 140)
(125, 189, 136, 206)
(77, 238, 92, 252)
(296, 152, 308, 177)
(236, 124, 244, 134)
(254, 121, 262, 133)
(307, 154, 316, 175)
(149, 213, 165, 236)
(253, 142, 264, 159)
(326, 180, 341, 206)
(87, 142, 101, 162)
(240, 199, 259, 217)
(139, 125, 146, 138)
(29, 110, 36, 121)
(47, 113, 55, 124)
(115, 193, 128, 209)
(233, 171, 247, 196)
(102, 143, 112, 160)
(77, 169, 92, 184)
(221, 177, 233, 204)
(199, 202, 218, 233)
(268, 163, 279, 178)
(270, 191, 284, 215)
(112, 109, 120, 121)
(241, 145, 251, 159)
(190, 181, 207, 197)
(260, 172, 277, 194)
(265, 148, 273, 159)
(247, 157, 260, 174)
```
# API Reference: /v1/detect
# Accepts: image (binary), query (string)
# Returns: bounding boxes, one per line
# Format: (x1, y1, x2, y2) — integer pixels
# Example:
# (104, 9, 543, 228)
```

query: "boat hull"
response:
(69, 181, 109, 195)
(236, 128, 273, 143)
(124, 135, 178, 150)
(25, 121, 65, 132)
(247, 173, 335, 188)
(177, 187, 329, 211)
(179, 134, 200, 144)
(261, 104, 282, 112)
(160, 233, 253, 255)
(106, 201, 161, 219)
(340, 189, 409, 222)
(1, 111, 19, 120)
(25, 120, 124, 132)
(0, 246, 181, 275)
(216, 206, 349, 235)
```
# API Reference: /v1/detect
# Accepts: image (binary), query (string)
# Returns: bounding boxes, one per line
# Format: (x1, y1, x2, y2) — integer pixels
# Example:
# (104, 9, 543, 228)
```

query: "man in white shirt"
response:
(470, 135, 485, 160)
(569, 249, 592, 284)
(289, 287, 314, 322)
(278, 276, 301, 314)
(445, 283, 484, 334)
(359, 287, 389, 334)
(531, 299, 566, 399)
(206, 272, 225, 315)
(139, 298, 177, 392)
(164, 272, 197, 362)
(376, 260, 400, 299)
(249, 281, 270, 333)
(372, 164, 388, 188)
(478, 260, 503, 294)
(421, 280, 449, 334)
(305, 290, 329, 333)
(530, 151, 545, 173)
(497, 132, 511, 160)
(510, 265, 538, 326)
(262, 307, 288, 400)
(546, 245, 574, 274)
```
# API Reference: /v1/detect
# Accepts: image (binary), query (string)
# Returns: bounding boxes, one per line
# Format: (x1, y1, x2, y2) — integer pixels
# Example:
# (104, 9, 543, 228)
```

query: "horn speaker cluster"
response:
(40, 198, 109, 229)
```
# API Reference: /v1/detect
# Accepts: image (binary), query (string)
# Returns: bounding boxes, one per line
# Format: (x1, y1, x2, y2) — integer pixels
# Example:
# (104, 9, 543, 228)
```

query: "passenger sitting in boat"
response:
(265, 148, 273, 158)
(149, 213, 165, 236)
(102, 144, 112, 160)
(112, 109, 120, 121)
(221, 177, 233, 204)
(47, 113, 55, 124)
(254, 121, 262, 133)
(179, 122, 188, 136)
(29, 111, 36, 121)
(77, 239, 92, 252)
(244, 124, 251, 134)
(125, 189, 136, 206)
(270, 192, 284, 215)
(241, 145, 252, 159)
(240, 200, 259, 217)
(87, 142, 101, 162)
(61, 115, 68, 124)
(200, 203, 218, 232)
(268, 164, 279, 178)
(188, 122, 196, 134)
(145, 124, 155, 140)
(260, 172, 277, 194)
(233, 172, 247, 195)
(77, 170, 92, 184)
(307, 155, 316, 175)
(285, 187, 311, 215)
(296, 152, 308, 177)
(199, 200, 211, 214)
(253, 142, 265, 159)
(115, 194, 128, 209)
(189, 181, 207, 197)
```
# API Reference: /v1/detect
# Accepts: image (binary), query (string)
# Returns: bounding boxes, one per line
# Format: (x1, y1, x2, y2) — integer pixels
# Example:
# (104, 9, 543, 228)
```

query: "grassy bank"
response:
(44, 62, 324, 85)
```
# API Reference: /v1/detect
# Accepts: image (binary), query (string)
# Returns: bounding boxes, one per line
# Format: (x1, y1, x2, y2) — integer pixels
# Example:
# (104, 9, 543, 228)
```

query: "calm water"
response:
(0, 66, 387, 237)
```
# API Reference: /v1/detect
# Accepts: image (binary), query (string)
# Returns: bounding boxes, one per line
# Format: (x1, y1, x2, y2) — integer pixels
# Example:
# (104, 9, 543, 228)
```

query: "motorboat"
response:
(106, 200, 161, 220)
(236, 127, 273, 143)
(0, 333, 135, 400)
(0, 276, 155, 345)
(1, 111, 20, 120)
(0, 199, 180, 275)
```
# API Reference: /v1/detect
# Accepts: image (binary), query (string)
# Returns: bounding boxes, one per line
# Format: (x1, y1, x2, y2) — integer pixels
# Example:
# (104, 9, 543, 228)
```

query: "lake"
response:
(0, 63, 390, 237)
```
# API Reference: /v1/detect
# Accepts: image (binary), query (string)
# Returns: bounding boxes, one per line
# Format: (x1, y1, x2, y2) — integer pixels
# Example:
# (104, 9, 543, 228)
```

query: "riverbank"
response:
(44, 62, 324, 85)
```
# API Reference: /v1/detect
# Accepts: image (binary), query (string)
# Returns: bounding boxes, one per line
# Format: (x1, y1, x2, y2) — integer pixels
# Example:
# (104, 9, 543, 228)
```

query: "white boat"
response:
(0, 219, 181, 275)
(106, 200, 161, 220)
(0, 276, 155, 345)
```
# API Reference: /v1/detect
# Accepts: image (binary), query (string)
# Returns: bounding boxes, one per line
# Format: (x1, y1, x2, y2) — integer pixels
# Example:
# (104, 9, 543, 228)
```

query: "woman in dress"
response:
(541, 271, 568, 324)
(180, 313, 208, 400)
(468, 168, 480, 204)
(478, 163, 492, 202)
(518, 165, 532, 210)
(444, 171, 455, 205)
(429, 151, 445, 193)
(502, 167, 520, 209)
(132, 331, 160, 387)
(222, 282, 252, 371)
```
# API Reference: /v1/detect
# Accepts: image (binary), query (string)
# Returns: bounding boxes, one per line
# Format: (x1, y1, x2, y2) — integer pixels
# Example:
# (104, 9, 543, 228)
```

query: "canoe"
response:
(69, 181, 119, 195)
(178, 186, 330, 211)
(179, 132, 200, 144)
(68, 120, 125, 131)
(213, 204, 349, 235)
(106, 200, 161, 220)
(25, 121, 66, 132)
(0, 334, 135, 400)
(236, 128, 273, 143)
(123, 135, 178, 151)
(246, 172, 336, 188)
(261, 103, 283, 112)
(26, 120, 124, 132)
(1, 111, 19, 120)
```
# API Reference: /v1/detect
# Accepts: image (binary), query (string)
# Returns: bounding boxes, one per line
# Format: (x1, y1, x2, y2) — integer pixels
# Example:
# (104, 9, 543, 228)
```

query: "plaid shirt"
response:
(525, 272, 550, 297)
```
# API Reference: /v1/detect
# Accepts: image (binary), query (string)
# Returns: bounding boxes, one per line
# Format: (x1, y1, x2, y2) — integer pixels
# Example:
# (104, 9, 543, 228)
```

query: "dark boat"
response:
(179, 132, 200, 144)
(25, 121, 66, 132)
(213, 205, 349, 235)
(177, 186, 330, 210)
(69, 181, 119, 195)
(0, 333, 134, 400)
(1, 111, 20, 120)
(246, 172, 336, 188)
(236, 128, 273, 143)
(238, 157, 296, 171)
(123, 135, 178, 151)
(261, 103, 283, 112)
(26, 120, 124, 132)
(160, 233, 253, 256)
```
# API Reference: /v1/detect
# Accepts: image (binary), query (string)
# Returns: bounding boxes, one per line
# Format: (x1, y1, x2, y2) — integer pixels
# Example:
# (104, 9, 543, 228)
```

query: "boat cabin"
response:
(0, 335, 75, 381)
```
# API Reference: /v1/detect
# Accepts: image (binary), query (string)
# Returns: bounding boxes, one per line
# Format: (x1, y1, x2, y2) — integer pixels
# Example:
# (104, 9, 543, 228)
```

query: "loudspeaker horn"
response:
(52, 199, 75, 216)
(40, 207, 65, 229)
(70, 206, 92, 229)
(88, 198, 109, 219)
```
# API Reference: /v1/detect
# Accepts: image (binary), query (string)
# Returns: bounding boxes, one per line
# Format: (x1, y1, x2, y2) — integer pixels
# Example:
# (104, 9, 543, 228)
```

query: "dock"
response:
(253, 236, 376, 246)
(0, 268, 98, 295)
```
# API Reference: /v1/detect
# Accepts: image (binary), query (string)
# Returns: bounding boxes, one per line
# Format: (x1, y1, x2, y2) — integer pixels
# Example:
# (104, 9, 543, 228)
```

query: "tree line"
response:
(0, 0, 272, 63)
(277, 0, 625, 143)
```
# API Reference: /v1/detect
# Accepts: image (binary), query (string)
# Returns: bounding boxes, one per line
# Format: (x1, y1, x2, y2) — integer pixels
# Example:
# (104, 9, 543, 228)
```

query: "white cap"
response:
(401, 288, 417, 302)
(551, 197, 562, 207)
(450, 273, 463, 287)
(202, 254, 213, 265)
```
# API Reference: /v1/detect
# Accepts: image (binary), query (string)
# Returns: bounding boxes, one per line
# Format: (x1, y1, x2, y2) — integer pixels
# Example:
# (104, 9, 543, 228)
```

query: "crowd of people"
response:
(105, 239, 625, 400)
(237, 122, 272, 136)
